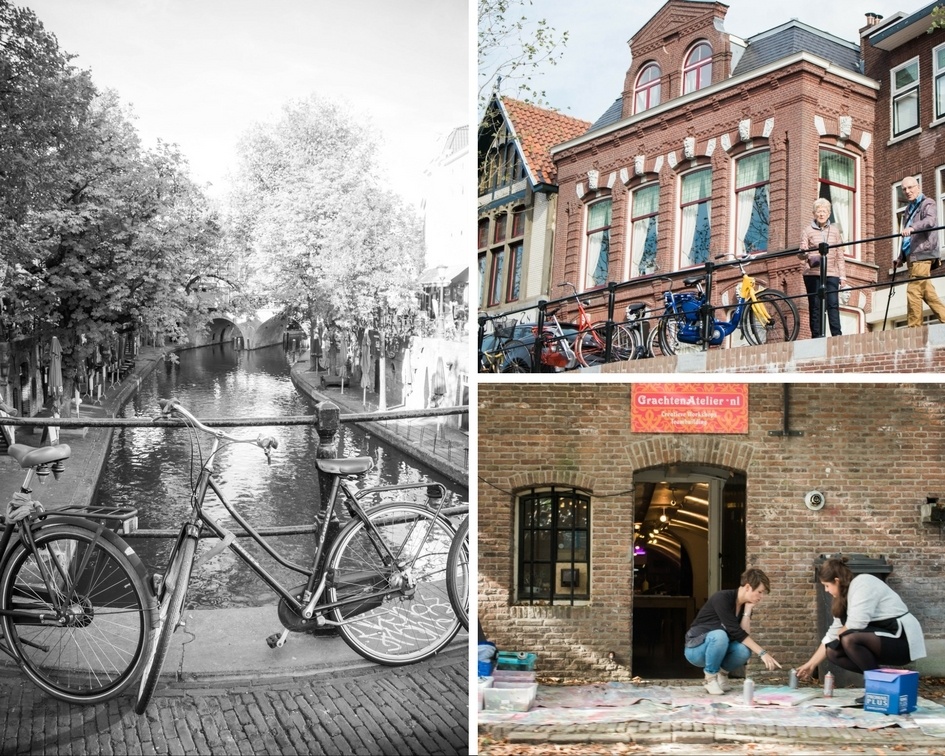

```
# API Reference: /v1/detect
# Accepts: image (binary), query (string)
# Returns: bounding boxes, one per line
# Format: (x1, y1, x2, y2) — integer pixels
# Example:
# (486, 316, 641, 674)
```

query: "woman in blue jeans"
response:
(684, 568, 783, 694)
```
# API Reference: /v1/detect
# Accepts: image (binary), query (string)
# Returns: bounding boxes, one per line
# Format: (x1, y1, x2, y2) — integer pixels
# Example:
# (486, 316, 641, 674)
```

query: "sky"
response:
(22, 0, 470, 207)
(481, 0, 918, 123)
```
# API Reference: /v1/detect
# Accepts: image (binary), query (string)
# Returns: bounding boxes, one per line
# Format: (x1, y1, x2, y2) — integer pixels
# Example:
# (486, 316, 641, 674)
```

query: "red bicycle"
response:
(559, 283, 641, 366)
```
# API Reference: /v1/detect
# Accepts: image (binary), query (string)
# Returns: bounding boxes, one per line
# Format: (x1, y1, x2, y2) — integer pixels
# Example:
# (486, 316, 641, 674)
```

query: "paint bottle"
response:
(743, 677, 755, 705)
(789, 668, 798, 689)
(824, 671, 834, 698)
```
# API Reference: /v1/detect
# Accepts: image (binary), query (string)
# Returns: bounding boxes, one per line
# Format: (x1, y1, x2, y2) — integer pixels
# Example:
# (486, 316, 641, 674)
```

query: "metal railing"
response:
(478, 225, 945, 370)
(2, 402, 469, 541)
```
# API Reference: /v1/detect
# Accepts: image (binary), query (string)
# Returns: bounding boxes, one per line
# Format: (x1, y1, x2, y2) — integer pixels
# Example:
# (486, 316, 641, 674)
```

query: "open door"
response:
(631, 466, 746, 679)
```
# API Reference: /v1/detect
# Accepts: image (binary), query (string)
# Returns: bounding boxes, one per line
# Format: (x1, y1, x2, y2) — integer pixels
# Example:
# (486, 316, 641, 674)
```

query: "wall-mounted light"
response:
(804, 490, 825, 511)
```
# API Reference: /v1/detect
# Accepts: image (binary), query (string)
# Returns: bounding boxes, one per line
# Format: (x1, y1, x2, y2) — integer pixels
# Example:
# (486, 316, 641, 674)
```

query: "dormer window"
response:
(683, 42, 713, 95)
(634, 63, 662, 114)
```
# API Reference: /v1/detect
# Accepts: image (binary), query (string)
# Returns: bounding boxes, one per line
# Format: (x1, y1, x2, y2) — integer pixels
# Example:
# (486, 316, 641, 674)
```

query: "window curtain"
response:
(736, 153, 769, 254)
(585, 200, 612, 289)
(819, 150, 854, 240)
(631, 185, 659, 275)
(681, 170, 711, 266)
(509, 243, 523, 300)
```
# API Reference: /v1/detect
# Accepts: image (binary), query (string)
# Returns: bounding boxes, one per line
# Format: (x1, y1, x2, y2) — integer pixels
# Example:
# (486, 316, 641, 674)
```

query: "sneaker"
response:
(717, 671, 732, 692)
(704, 675, 725, 695)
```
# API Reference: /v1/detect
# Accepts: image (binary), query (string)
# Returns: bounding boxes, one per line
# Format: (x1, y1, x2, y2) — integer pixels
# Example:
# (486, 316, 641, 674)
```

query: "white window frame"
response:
(683, 42, 713, 95)
(818, 147, 858, 259)
(891, 57, 920, 140)
(634, 63, 662, 115)
(582, 196, 612, 292)
(627, 183, 660, 278)
(733, 150, 770, 256)
(934, 42, 945, 126)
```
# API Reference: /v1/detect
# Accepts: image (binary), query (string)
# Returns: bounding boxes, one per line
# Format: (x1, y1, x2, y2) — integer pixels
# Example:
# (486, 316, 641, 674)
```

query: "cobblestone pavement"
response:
(1, 647, 469, 755)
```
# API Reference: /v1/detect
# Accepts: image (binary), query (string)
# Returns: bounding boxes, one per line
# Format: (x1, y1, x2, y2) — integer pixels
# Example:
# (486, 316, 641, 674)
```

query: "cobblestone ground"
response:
(0, 651, 469, 755)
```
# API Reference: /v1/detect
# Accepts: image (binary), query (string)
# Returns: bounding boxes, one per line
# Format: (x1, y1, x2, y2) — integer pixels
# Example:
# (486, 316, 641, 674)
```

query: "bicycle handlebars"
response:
(156, 398, 279, 454)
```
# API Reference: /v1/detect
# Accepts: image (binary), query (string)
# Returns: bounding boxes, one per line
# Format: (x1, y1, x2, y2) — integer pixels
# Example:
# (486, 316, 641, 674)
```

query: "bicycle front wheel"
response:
(134, 534, 197, 714)
(499, 339, 532, 373)
(656, 312, 701, 356)
(742, 289, 800, 346)
(446, 517, 469, 631)
(326, 503, 460, 665)
(0, 523, 152, 705)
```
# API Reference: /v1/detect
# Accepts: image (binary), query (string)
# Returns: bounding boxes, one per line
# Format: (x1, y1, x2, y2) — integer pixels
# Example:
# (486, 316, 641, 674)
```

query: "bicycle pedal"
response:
(266, 629, 290, 649)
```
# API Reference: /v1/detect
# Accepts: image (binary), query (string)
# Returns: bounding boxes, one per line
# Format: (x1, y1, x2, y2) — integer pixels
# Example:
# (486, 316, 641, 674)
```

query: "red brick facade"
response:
(478, 381, 945, 679)
(548, 2, 882, 339)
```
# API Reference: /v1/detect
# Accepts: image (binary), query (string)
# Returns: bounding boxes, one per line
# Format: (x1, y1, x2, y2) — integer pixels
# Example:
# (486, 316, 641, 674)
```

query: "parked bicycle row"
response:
(0, 400, 469, 713)
(479, 253, 802, 373)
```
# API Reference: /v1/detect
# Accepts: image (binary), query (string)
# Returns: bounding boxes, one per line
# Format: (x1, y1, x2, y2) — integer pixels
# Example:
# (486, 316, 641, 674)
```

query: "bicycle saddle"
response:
(683, 276, 704, 287)
(314, 457, 374, 476)
(625, 302, 646, 315)
(7, 443, 72, 469)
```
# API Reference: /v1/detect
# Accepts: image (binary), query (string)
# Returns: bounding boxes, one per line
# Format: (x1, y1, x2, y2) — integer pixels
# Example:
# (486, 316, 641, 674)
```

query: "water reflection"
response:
(95, 343, 466, 608)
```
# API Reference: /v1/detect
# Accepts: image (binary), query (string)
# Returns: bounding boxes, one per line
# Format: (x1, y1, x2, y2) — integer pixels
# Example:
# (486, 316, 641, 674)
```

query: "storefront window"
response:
(518, 488, 591, 604)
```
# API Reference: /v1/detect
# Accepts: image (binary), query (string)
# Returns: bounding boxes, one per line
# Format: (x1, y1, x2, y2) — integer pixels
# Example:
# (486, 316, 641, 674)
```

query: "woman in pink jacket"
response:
(799, 198, 847, 338)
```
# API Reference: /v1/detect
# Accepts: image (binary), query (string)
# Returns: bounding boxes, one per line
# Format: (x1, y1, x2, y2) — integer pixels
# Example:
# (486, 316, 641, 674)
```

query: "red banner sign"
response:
(631, 383, 748, 434)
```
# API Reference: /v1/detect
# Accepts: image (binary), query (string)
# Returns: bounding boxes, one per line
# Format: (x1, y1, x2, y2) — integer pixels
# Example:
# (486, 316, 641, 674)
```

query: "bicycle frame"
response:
(165, 429, 452, 628)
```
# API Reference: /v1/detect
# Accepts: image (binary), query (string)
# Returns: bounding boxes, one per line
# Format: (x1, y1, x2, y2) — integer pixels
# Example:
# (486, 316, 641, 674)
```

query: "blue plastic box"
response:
(496, 651, 537, 670)
(863, 669, 919, 715)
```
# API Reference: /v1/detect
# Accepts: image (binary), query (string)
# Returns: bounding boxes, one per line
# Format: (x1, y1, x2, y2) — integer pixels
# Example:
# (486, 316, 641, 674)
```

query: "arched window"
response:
(683, 42, 713, 94)
(634, 63, 662, 114)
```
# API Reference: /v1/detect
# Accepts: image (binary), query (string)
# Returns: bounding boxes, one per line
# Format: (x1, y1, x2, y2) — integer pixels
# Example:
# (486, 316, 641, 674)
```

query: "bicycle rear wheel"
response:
(574, 329, 607, 367)
(742, 289, 800, 346)
(134, 534, 196, 714)
(326, 502, 460, 665)
(446, 517, 469, 631)
(610, 324, 641, 361)
(0, 523, 151, 705)
(499, 339, 532, 373)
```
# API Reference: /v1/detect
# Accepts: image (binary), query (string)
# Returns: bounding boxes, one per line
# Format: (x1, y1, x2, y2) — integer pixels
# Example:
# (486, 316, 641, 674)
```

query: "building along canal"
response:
(94, 341, 467, 609)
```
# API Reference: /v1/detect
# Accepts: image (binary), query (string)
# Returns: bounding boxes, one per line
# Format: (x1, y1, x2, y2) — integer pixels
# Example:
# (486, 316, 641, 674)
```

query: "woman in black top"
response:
(684, 568, 783, 694)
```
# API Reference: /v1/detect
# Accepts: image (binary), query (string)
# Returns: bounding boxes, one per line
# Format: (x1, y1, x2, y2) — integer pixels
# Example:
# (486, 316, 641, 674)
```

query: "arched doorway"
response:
(631, 464, 746, 679)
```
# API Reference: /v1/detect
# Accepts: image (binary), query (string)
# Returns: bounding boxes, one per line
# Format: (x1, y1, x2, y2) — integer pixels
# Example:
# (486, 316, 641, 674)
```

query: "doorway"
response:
(631, 465, 746, 679)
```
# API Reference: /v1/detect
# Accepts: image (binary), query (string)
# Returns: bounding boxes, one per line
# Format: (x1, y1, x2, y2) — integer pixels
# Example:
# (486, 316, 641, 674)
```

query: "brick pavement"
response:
(1, 646, 468, 755)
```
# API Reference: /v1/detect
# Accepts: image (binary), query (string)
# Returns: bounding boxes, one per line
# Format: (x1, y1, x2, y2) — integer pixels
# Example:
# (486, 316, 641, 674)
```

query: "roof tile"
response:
(502, 97, 591, 185)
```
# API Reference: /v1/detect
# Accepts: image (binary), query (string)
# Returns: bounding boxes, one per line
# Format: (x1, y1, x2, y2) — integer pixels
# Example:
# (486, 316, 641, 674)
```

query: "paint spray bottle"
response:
(823, 671, 835, 698)
(788, 668, 799, 689)
(743, 677, 755, 705)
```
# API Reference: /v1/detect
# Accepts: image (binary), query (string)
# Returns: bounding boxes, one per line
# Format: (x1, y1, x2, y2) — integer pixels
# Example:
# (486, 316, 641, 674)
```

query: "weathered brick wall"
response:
(479, 381, 945, 680)
(600, 322, 945, 373)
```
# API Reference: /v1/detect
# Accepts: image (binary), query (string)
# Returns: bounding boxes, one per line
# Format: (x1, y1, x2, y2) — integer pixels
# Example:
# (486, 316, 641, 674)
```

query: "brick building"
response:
(548, 0, 884, 342)
(478, 381, 945, 680)
(477, 96, 591, 317)
(862, 2, 945, 328)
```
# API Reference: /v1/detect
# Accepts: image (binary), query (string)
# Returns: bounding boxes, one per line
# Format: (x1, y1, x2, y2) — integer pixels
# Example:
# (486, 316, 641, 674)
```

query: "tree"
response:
(478, 0, 568, 113)
(226, 95, 424, 367)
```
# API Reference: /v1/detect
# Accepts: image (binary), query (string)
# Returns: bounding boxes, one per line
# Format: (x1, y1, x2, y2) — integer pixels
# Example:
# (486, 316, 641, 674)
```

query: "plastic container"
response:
(743, 678, 754, 705)
(478, 660, 494, 677)
(493, 669, 536, 683)
(482, 683, 537, 712)
(478, 676, 494, 711)
(496, 651, 537, 670)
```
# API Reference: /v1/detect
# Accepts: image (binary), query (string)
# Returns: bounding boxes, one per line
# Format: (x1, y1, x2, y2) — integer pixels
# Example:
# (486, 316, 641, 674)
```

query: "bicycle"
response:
(446, 513, 468, 630)
(134, 398, 461, 714)
(653, 254, 799, 356)
(559, 282, 640, 366)
(478, 316, 535, 373)
(0, 424, 152, 704)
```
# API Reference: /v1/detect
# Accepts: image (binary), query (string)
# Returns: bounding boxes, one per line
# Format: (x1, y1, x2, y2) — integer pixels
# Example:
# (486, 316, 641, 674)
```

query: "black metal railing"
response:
(478, 225, 945, 371)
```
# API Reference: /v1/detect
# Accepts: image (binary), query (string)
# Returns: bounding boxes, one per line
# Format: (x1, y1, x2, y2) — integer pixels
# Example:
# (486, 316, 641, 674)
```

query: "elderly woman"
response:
(797, 557, 926, 693)
(799, 198, 846, 338)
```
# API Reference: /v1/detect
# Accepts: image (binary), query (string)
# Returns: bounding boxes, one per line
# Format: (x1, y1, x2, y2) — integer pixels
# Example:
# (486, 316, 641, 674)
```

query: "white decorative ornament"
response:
(762, 118, 774, 138)
(705, 138, 716, 157)
(587, 170, 599, 190)
(683, 137, 696, 159)
(654, 155, 664, 173)
(620, 167, 630, 184)
(634, 155, 645, 176)
(607, 172, 617, 189)
(667, 152, 678, 168)
(838, 116, 852, 141)
(814, 115, 827, 136)
(576, 182, 585, 197)
(720, 133, 731, 151)
(738, 119, 751, 142)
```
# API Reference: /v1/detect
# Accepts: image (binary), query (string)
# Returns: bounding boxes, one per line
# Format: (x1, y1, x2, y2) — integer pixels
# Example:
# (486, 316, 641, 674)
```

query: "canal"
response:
(95, 342, 467, 609)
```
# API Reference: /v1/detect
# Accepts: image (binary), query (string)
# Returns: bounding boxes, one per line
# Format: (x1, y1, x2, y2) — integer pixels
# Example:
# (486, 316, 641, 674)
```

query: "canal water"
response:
(95, 342, 466, 609)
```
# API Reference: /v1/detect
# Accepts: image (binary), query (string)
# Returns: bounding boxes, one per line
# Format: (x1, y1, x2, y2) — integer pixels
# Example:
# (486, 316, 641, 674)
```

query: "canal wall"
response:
(289, 363, 468, 491)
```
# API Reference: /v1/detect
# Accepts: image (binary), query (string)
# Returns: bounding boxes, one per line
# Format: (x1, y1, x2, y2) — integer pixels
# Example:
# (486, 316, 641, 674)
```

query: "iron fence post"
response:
(819, 241, 829, 338)
(313, 400, 340, 516)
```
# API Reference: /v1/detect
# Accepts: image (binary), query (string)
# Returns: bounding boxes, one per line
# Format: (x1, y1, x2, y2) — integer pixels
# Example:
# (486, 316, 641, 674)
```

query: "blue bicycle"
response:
(653, 255, 799, 356)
